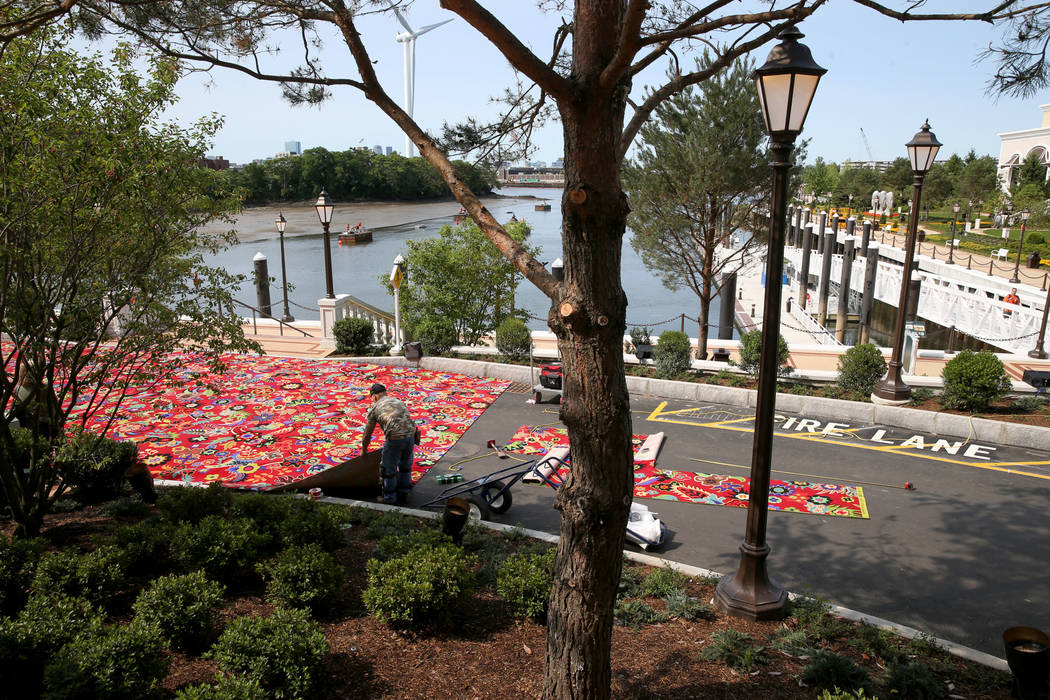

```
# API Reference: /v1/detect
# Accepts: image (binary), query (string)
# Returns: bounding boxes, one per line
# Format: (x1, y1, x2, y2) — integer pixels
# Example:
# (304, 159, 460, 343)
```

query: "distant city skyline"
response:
(165, 3, 1049, 168)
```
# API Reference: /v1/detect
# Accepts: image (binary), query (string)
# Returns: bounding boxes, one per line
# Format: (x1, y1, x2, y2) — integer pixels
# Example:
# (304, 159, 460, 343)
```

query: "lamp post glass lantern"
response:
(714, 25, 824, 622)
(1012, 208, 1031, 283)
(275, 212, 294, 322)
(872, 120, 942, 404)
(314, 189, 336, 299)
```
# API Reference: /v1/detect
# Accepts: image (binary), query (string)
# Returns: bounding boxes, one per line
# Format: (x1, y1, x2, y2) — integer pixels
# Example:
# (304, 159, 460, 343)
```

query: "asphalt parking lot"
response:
(408, 385, 1050, 657)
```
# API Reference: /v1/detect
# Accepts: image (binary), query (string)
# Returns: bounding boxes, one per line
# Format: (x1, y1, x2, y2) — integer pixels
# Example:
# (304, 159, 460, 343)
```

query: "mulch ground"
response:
(1, 503, 1016, 700)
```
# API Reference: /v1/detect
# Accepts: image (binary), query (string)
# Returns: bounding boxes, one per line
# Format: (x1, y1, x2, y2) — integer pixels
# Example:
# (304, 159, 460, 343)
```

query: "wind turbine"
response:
(389, 3, 452, 157)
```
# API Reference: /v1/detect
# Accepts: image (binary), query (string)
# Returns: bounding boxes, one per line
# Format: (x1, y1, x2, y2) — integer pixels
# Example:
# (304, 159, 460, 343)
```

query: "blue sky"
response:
(164, 2, 1048, 167)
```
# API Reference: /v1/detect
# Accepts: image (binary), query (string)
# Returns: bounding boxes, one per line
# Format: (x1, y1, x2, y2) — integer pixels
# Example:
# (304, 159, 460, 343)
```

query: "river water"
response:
(199, 187, 724, 336)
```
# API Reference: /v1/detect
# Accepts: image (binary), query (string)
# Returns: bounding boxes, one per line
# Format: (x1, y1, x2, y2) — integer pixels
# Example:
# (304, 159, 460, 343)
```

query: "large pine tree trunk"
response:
(542, 13, 634, 695)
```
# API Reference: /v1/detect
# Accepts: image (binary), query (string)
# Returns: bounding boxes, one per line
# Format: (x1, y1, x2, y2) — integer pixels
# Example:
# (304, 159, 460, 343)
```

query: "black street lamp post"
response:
(274, 213, 294, 322)
(948, 202, 959, 265)
(314, 189, 335, 299)
(1011, 208, 1031, 284)
(714, 27, 825, 622)
(872, 120, 941, 404)
(1031, 284, 1050, 359)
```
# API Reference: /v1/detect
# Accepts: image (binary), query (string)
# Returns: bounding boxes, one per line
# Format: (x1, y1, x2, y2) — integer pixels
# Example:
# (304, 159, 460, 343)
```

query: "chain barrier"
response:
(521, 310, 701, 329)
(626, 313, 694, 328)
(967, 330, 1039, 343)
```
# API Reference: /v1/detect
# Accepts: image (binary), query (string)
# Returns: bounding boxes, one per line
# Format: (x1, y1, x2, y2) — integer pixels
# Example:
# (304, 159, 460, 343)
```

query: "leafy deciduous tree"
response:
(0, 33, 257, 537)
(394, 219, 536, 346)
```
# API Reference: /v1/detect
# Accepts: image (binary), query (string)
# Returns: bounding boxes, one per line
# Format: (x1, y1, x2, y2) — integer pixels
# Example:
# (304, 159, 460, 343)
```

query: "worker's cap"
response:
(368, 383, 387, 396)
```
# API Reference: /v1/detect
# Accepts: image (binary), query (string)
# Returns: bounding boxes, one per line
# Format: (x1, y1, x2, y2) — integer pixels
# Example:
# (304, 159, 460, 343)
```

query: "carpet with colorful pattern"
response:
(76, 353, 509, 490)
(505, 425, 868, 519)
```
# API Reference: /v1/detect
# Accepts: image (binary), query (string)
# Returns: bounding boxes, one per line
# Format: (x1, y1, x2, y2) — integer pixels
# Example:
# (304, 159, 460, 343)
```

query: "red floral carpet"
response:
(505, 425, 868, 519)
(76, 353, 508, 490)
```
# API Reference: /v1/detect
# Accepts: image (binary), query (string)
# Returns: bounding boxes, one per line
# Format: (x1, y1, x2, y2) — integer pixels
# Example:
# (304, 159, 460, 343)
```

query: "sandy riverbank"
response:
(225, 192, 551, 243)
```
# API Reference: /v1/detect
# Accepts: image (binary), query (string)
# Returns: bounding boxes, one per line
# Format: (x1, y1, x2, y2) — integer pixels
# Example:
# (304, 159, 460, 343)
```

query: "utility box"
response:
(403, 342, 423, 360)
(1028, 251, 1041, 269)
(1022, 369, 1050, 388)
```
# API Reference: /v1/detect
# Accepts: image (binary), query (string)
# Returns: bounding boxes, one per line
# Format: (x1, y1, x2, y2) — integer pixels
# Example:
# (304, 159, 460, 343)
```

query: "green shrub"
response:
(332, 316, 374, 355)
(1014, 395, 1047, 412)
(31, 545, 127, 608)
(617, 564, 643, 600)
(495, 317, 532, 361)
(54, 434, 138, 503)
(816, 690, 878, 700)
(49, 497, 83, 513)
(101, 518, 173, 576)
(0, 593, 105, 697)
(171, 515, 267, 581)
(847, 622, 901, 663)
(413, 316, 458, 355)
(364, 510, 418, 539)
(1028, 232, 1046, 245)
(736, 329, 791, 377)
(175, 676, 267, 700)
(373, 527, 450, 561)
(800, 651, 871, 693)
(0, 534, 47, 615)
(909, 387, 935, 406)
(941, 350, 1011, 411)
(97, 494, 153, 519)
(700, 628, 768, 670)
(789, 593, 847, 641)
(641, 565, 689, 597)
(258, 544, 344, 612)
(363, 543, 476, 628)
(207, 608, 329, 699)
(496, 547, 556, 621)
(613, 599, 669, 630)
(278, 499, 345, 551)
(653, 330, 692, 377)
(663, 590, 713, 621)
(132, 571, 226, 651)
(837, 343, 887, 395)
(231, 493, 292, 545)
(884, 660, 948, 699)
(42, 621, 168, 700)
(158, 483, 233, 523)
(768, 627, 813, 656)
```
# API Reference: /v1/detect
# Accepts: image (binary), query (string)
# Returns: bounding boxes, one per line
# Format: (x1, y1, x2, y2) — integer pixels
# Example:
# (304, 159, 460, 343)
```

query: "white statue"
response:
(871, 190, 880, 215)
(883, 191, 894, 214)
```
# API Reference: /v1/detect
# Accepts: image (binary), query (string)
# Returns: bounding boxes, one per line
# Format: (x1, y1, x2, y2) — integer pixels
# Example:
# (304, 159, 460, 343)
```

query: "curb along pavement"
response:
(330, 354, 1050, 453)
(317, 495, 1011, 673)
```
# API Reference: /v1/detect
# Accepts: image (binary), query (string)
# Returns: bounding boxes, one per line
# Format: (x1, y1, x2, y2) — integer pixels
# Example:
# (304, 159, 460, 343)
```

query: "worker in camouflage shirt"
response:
(362, 383, 416, 505)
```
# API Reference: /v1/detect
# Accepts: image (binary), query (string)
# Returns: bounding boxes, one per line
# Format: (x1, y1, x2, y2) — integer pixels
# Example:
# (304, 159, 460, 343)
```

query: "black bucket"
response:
(441, 497, 470, 545)
(1003, 626, 1050, 700)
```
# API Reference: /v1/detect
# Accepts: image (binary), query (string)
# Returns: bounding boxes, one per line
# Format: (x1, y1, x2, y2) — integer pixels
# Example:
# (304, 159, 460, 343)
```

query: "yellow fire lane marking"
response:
(645, 402, 1050, 481)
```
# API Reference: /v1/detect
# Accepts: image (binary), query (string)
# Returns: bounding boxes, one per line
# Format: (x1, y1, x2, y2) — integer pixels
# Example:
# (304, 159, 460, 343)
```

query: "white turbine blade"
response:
(386, 1, 414, 33)
(412, 18, 453, 37)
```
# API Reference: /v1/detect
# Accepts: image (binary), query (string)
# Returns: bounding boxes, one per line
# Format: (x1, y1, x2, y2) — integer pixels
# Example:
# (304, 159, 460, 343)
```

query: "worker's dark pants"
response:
(381, 436, 414, 504)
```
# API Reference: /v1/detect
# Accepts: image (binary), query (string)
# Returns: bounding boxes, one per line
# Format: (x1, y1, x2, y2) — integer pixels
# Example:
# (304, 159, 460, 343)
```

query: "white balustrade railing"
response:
(785, 247, 1043, 354)
(343, 295, 397, 346)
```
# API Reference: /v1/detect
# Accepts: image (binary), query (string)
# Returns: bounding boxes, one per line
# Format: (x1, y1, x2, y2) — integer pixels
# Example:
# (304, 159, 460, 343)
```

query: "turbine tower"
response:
(389, 3, 452, 157)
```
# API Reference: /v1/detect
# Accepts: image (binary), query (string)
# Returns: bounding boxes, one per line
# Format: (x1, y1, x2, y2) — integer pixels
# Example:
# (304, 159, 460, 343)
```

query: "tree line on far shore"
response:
(220, 147, 497, 205)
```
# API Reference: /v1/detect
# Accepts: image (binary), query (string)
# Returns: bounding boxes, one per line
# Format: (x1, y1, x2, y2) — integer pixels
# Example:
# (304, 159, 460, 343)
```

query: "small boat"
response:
(338, 222, 373, 245)
(535, 202, 552, 211)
